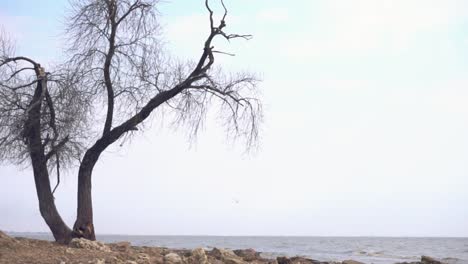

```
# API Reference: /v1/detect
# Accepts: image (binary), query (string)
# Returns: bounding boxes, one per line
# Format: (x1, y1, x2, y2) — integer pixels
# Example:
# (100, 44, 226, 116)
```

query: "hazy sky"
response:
(1, 0, 468, 237)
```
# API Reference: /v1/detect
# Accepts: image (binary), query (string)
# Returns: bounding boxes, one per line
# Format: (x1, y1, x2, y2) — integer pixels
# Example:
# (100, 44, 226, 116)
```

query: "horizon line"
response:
(5, 231, 468, 239)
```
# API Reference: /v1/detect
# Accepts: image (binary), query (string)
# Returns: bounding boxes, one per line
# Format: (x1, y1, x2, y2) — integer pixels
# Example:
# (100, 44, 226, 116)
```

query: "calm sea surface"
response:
(8, 233, 468, 264)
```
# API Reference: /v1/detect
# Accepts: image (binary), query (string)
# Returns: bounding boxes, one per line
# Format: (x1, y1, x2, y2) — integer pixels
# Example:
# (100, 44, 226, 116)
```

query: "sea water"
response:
(8, 233, 468, 264)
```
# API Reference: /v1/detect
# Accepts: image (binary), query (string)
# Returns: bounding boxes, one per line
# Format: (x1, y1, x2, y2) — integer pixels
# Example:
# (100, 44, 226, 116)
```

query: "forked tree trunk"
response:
(71, 86, 186, 241)
(27, 77, 73, 244)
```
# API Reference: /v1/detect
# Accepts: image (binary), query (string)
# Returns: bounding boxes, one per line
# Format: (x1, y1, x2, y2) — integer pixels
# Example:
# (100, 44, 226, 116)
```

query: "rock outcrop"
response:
(210, 248, 246, 264)
(233, 248, 261, 262)
(188, 248, 209, 264)
(164, 252, 183, 264)
(69, 238, 111, 252)
(109, 241, 132, 253)
(421, 256, 443, 264)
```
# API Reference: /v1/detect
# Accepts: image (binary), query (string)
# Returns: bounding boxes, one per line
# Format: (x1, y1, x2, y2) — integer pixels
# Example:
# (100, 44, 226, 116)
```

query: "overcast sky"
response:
(1, 0, 468, 237)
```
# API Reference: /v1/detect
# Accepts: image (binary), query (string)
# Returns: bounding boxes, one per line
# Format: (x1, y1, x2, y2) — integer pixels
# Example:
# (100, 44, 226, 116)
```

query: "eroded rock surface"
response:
(211, 248, 246, 264)
(188, 248, 209, 264)
(164, 252, 183, 264)
(70, 238, 111, 252)
(234, 249, 261, 262)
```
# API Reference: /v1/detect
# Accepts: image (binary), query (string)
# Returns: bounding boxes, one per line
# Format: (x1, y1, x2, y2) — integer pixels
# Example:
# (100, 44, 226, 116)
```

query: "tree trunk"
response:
(72, 149, 100, 240)
(31, 150, 73, 244)
(27, 76, 72, 244)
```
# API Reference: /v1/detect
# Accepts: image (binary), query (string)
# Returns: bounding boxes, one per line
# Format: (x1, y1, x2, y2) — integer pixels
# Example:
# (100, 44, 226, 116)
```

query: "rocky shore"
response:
(0, 231, 448, 264)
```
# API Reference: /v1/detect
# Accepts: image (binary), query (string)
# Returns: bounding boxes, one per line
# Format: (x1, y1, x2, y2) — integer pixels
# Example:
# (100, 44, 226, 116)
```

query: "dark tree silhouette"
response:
(0, 0, 261, 243)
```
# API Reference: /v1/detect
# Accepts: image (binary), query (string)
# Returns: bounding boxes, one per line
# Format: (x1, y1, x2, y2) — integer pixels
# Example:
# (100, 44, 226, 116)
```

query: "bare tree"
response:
(0, 30, 92, 243)
(0, 0, 261, 243)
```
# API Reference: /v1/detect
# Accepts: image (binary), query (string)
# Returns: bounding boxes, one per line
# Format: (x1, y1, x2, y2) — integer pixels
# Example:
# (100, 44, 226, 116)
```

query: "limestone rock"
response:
(65, 247, 76, 254)
(421, 256, 443, 264)
(189, 248, 209, 264)
(276, 257, 292, 264)
(153, 255, 165, 263)
(210, 248, 245, 264)
(106, 256, 125, 264)
(233, 248, 261, 261)
(164, 253, 183, 264)
(111, 241, 132, 252)
(69, 238, 111, 252)
(136, 253, 151, 264)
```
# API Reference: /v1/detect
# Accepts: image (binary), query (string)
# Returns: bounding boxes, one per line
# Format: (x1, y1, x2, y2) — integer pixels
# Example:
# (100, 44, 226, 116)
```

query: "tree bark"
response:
(31, 149, 73, 244)
(73, 137, 113, 240)
(27, 76, 72, 244)
(72, 148, 100, 240)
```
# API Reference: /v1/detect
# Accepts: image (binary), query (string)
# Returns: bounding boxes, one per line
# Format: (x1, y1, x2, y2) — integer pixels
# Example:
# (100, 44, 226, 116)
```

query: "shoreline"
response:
(0, 231, 449, 264)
